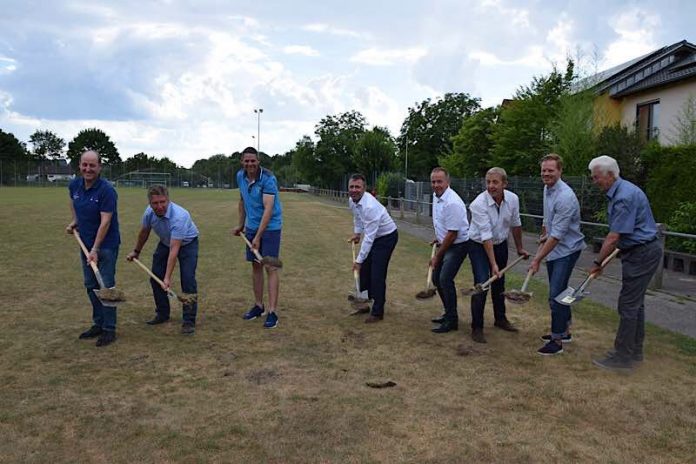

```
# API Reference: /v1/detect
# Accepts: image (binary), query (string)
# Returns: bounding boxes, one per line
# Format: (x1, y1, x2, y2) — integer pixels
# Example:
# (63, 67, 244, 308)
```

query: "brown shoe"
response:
(471, 328, 487, 343)
(351, 302, 371, 314)
(365, 315, 383, 323)
(494, 319, 519, 332)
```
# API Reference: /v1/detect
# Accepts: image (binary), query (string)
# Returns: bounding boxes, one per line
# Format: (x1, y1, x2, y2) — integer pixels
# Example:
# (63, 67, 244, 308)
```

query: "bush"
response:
(375, 172, 404, 204)
(643, 144, 696, 222)
(667, 202, 696, 254)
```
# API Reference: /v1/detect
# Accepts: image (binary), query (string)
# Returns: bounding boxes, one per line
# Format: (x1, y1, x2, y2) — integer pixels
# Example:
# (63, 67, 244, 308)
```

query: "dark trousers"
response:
(614, 240, 662, 360)
(432, 241, 469, 324)
(546, 250, 581, 338)
(469, 240, 509, 329)
(359, 230, 398, 317)
(80, 247, 118, 332)
(151, 238, 199, 324)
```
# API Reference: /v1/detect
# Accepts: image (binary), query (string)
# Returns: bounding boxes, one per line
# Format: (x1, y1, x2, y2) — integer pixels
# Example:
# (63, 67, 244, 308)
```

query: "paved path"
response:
(311, 196, 696, 338)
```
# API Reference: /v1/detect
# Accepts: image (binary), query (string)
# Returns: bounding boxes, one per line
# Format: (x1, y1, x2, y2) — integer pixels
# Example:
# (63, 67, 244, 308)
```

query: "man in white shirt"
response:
(430, 167, 470, 334)
(468, 167, 529, 343)
(349, 174, 399, 323)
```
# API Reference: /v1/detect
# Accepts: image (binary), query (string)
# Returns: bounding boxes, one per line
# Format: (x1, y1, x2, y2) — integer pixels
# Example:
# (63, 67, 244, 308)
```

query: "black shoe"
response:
(431, 315, 446, 324)
(592, 353, 634, 372)
(471, 328, 487, 343)
(95, 331, 116, 347)
(146, 315, 170, 325)
(432, 321, 458, 333)
(79, 325, 103, 339)
(494, 319, 519, 332)
(181, 322, 195, 335)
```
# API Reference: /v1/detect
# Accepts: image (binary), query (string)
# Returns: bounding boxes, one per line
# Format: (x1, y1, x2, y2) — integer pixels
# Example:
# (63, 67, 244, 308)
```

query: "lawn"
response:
(1, 186, 695, 463)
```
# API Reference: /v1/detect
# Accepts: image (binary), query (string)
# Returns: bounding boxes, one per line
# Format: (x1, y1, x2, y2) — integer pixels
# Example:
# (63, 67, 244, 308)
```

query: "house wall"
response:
(618, 79, 696, 144)
(593, 92, 623, 127)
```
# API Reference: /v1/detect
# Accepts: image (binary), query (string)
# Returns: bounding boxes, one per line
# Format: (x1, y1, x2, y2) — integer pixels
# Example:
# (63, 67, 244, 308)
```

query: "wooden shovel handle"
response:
(426, 243, 437, 287)
(520, 269, 534, 292)
(131, 257, 179, 299)
(351, 241, 361, 290)
(480, 254, 527, 288)
(589, 248, 621, 278)
(72, 231, 105, 288)
(240, 233, 264, 263)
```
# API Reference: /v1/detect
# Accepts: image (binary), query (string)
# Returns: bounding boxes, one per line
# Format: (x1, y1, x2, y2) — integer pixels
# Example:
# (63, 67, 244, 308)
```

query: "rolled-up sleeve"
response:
(510, 196, 522, 228)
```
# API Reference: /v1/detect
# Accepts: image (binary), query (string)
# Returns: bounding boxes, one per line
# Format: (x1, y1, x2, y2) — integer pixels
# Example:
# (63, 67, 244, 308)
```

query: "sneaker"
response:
(537, 340, 563, 356)
(263, 312, 278, 329)
(181, 322, 195, 335)
(95, 331, 116, 347)
(79, 325, 103, 339)
(540, 333, 572, 343)
(242, 305, 265, 320)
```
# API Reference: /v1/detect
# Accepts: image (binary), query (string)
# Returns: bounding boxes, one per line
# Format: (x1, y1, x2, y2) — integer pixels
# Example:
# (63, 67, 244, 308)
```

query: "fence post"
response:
(415, 198, 421, 224)
(399, 198, 404, 219)
(649, 223, 666, 290)
(386, 197, 392, 215)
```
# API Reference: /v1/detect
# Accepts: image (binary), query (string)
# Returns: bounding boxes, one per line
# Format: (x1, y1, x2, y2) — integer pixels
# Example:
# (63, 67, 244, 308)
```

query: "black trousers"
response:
(359, 230, 398, 317)
(469, 240, 508, 329)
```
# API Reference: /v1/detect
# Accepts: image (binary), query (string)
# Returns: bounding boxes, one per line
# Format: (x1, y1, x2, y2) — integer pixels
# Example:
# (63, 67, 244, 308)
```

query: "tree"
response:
(67, 128, 121, 168)
(491, 61, 575, 175)
(28, 130, 65, 161)
(313, 111, 367, 188)
(289, 136, 317, 185)
(398, 92, 481, 179)
(0, 129, 29, 183)
(594, 123, 646, 185)
(441, 107, 498, 177)
(352, 127, 396, 179)
(550, 89, 597, 175)
(669, 94, 696, 145)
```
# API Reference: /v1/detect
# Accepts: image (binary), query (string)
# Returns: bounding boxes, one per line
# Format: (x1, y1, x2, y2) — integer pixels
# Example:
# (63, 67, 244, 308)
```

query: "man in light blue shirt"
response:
(530, 154, 586, 355)
(126, 185, 200, 335)
(232, 147, 283, 329)
(588, 155, 660, 372)
(348, 173, 398, 323)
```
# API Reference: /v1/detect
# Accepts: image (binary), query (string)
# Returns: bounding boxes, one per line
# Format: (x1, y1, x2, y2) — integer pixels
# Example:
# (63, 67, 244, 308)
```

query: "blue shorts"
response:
(245, 229, 281, 262)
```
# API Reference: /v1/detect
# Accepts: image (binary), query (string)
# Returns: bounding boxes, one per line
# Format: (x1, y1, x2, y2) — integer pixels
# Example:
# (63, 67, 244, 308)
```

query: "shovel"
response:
(348, 241, 370, 304)
(415, 243, 438, 299)
(503, 269, 534, 304)
(240, 234, 283, 270)
(462, 254, 527, 296)
(554, 248, 621, 305)
(130, 257, 197, 305)
(72, 231, 125, 306)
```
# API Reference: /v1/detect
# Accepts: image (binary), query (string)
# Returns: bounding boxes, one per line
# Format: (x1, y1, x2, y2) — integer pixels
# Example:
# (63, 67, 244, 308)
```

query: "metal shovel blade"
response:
(93, 287, 125, 307)
(554, 286, 583, 305)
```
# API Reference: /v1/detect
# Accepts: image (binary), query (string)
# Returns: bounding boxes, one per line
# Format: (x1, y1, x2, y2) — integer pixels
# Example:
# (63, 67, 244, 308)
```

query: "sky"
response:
(0, 0, 694, 168)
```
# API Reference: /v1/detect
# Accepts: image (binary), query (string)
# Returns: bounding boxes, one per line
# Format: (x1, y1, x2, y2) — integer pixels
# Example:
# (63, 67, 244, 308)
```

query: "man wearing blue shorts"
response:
(232, 147, 282, 329)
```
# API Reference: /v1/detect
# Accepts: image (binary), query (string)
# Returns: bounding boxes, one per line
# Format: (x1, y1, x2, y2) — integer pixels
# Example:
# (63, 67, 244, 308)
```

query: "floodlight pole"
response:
(254, 108, 263, 153)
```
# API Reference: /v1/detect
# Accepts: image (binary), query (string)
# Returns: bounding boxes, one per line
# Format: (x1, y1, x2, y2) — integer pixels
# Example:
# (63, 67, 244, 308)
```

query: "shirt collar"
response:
(82, 176, 102, 191)
(606, 177, 623, 200)
(163, 202, 173, 219)
(246, 166, 264, 183)
(435, 187, 451, 202)
(485, 190, 505, 207)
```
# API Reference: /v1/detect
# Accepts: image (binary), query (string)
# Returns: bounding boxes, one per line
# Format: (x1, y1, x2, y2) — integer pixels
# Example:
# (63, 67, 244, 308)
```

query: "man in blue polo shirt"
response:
(232, 147, 282, 329)
(126, 185, 200, 334)
(588, 155, 661, 372)
(66, 150, 120, 347)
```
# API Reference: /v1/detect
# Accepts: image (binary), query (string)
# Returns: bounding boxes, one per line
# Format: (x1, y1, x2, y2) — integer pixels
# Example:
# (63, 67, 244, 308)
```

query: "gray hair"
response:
(430, 166, 450, 180)
(588, 155, 620, 177)
(486, 167, 508, 182)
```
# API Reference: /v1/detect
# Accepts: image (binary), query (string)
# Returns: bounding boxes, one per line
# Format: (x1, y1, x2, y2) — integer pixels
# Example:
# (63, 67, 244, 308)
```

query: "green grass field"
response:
(1, 186, 695, 463)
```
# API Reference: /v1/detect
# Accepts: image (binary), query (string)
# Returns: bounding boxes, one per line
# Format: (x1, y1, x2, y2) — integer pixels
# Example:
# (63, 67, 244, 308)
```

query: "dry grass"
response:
(1, 186, 695, 464)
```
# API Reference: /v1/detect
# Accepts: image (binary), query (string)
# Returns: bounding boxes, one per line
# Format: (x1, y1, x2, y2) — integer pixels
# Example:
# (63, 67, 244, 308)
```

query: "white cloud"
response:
(301, 23, 363, 39)
(603, 8, 660, 67)
(282, 45, 320, 57)
(480, 0, 532, 30)
(0, 57, 17, 73)
(351, 47, 427, 66)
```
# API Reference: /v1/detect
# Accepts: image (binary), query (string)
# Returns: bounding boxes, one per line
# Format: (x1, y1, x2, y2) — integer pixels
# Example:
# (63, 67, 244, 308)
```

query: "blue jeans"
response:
(432, 241, 469, 324)
(80, 247, 118, 332)
(469, 241, 508, 329)
(151, 238, 198, 324)
(358, 230, 398, 317)
(546, 250, 581, 339)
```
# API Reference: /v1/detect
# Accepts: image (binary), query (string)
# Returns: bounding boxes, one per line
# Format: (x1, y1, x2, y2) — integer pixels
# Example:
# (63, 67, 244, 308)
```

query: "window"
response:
(636, 100, 660, 142)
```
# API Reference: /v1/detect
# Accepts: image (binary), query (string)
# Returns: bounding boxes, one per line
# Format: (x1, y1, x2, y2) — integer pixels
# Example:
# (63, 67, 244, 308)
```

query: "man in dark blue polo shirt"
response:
(588, 155, 661, 371)
(66, 150, 120, 347)
(232, 147, 283, 329)
(126, 185, 200, 335)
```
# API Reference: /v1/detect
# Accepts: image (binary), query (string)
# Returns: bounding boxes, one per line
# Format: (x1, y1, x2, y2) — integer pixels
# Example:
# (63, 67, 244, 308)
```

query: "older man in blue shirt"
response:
(127, 185, 200, 334)
(530, 154, 586, 355)
(588, 155, 661, 371)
